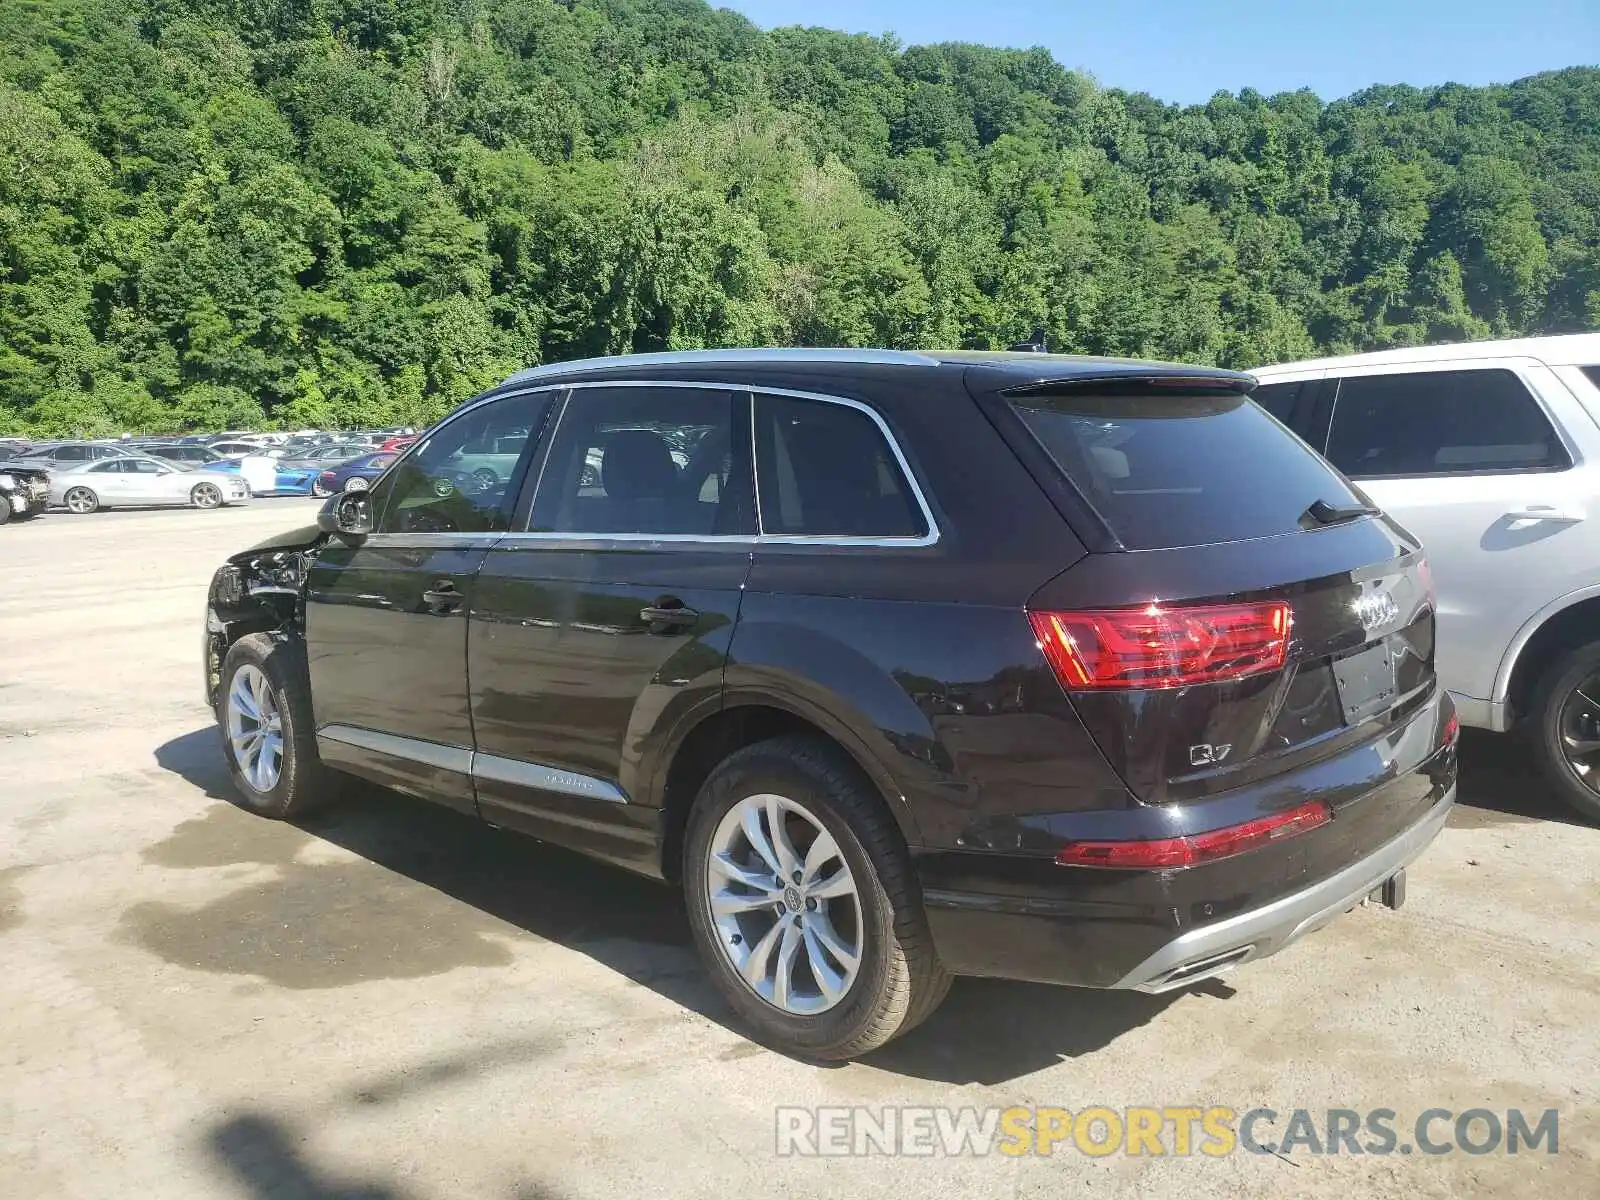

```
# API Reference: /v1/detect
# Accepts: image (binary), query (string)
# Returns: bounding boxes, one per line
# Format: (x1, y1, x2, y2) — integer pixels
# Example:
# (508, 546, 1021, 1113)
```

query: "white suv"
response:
(1253, 333, 1600, 820)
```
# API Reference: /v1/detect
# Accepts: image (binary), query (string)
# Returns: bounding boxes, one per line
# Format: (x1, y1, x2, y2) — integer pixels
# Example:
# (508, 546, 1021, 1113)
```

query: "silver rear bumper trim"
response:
(1114, 786, 1455, 993)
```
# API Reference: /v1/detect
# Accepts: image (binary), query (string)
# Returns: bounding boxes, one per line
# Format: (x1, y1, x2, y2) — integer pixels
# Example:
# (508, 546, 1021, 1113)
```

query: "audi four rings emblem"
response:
(1354, 589, 1400, 632)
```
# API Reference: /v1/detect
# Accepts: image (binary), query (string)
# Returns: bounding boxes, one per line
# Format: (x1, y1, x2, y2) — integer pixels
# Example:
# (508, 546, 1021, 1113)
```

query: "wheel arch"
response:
(654, 694, 923, 885)
(1500, 587, 1600, 725)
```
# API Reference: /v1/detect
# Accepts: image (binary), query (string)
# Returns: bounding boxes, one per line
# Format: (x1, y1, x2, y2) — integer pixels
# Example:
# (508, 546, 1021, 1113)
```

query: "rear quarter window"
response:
(1008, 385, 1364, 550)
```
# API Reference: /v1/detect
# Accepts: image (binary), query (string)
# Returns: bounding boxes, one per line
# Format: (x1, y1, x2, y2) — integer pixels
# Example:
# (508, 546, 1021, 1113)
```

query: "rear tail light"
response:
(1028, 601, 1292, 691)
(1055, 799, 1332, 869)
(1443, 711, 1460, 745)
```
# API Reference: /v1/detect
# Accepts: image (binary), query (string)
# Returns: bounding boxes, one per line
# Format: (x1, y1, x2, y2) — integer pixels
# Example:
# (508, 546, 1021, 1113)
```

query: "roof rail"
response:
(502, 347, 944, 385)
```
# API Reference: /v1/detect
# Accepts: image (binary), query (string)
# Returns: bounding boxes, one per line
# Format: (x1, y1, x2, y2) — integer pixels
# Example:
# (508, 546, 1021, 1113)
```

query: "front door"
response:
(469, 384, 755, 871)
(1317, 359, 1600, 710)
(305, 389, 554, 812)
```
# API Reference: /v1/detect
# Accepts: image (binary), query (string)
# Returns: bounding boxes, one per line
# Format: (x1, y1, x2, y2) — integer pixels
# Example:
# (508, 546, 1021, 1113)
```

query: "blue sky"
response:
(722, 0, 1598, 105)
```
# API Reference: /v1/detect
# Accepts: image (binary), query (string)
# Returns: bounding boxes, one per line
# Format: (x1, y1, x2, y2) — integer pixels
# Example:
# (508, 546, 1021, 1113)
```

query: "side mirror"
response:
(317, 491, 373, 544)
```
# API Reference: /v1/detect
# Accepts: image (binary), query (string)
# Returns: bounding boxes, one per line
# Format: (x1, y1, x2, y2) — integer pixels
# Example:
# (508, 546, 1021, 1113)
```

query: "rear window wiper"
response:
(1301, 498, 1378, 527)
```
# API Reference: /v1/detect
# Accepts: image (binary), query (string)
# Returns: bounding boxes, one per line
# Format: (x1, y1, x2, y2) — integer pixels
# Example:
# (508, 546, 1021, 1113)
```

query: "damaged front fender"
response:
(203, 524, 328, 708)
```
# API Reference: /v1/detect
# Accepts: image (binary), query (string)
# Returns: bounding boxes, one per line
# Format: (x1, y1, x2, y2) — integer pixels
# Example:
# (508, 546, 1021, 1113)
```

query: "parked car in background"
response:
(141, 443, 249, 473)
(13, 441, 135, 467)
(1253, 332, 1600, 821)
(379, 434, 418, 453)
(52, 457, 249, 513)
(277, 443, 373, 474)
(0, 462, 50, 524)
(313, 452, 398, 496)
(0, 437, 36, 460)
(209, 440, 274, 460)
(202, 348, 1456, 1060)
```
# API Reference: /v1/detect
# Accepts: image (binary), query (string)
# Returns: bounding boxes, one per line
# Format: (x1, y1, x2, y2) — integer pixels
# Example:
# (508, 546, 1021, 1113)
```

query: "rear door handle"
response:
(1504, 505, 1586, 524)
(640, 602, 699, 630)
(423, 583, 465, 613)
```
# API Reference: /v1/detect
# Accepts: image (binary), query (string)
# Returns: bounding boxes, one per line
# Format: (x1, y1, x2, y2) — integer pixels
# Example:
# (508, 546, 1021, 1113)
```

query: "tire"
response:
(311, 478, 331, 498)
(1527, 641, 1600, 823)
(216, 634, 336, 819)
(0, 502, 9, 526)
(191, 482, 223, 509)
(64, 486, 99, 515)
(472, 467, 498, 491)
(683, 736, 951, 1060)
(345, 476, 369, 492)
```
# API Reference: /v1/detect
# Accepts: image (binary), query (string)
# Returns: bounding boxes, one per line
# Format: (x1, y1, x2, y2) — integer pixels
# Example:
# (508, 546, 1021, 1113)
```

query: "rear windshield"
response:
(1008, 386, 1364, 550)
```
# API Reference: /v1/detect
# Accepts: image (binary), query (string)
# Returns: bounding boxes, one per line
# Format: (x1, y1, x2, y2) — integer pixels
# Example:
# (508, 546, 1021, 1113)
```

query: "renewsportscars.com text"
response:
(774, 1106, 1560, 1158)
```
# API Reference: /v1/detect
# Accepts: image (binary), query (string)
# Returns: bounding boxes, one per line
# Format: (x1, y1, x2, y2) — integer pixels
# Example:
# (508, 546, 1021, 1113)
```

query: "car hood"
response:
(231, 521, 326, 559)
(0, 463, 49, 481)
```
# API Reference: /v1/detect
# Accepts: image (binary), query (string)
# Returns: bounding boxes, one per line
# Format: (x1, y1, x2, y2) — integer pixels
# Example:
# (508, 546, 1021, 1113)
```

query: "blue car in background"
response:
(314, 452, 399, 496)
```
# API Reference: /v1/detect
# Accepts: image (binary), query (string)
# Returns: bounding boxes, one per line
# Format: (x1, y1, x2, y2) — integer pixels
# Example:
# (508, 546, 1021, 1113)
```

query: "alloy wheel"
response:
(704, 793, 863, 1015)
(1557, 675, 1600, 796)
(345, 477, 369, 492)
(64, 487, 97, 514)
(193, 483, 222, 508)
(226, 664, 283, 793)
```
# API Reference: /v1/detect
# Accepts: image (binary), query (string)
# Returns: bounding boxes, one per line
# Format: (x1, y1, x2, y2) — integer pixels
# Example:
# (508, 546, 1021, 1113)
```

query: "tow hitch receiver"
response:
(1367, 869, 1407, 910)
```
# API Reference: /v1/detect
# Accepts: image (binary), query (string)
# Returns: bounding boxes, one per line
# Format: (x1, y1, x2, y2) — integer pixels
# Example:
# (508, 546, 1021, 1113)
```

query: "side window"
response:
(128, 459, 163, 474)
(530, 387, 752, 536)
(375, 392, 549, 535)
(88, 461, 122, 473)
(57, 445, 90, 461)
(752, 392, 928, 539)
(1326, 369, 1570, 479)
(1251, 381, 1302, 425)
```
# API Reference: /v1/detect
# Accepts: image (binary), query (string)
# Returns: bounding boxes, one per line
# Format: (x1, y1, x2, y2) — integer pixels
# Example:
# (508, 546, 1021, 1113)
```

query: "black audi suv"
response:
(202, 349, 1458, 1059)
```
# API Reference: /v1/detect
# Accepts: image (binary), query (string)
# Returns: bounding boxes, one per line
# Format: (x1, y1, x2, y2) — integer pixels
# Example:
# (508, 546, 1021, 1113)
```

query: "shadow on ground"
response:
(1449, 730, 1594, 829)
(150, 727, 1216, 1084)
(210, 1111, 566, 1200)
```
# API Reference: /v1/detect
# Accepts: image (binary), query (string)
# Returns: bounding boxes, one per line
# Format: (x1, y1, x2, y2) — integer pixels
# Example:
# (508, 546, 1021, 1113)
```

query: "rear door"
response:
(305, 390, 552, 812)
(1314, 360, 1597, 709)
(468, 383, 755, 872)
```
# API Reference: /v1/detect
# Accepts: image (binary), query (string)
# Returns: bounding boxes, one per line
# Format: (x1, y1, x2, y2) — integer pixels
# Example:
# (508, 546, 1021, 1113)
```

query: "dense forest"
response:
(1, 0, 1597, 435)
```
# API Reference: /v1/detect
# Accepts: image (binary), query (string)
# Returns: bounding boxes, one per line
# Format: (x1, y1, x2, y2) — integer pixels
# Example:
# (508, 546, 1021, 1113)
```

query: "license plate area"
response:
(1333, 640, 1398, 725)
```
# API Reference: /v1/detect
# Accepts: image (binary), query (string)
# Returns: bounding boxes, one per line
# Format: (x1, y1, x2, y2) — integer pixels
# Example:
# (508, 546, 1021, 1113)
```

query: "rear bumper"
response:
(1112, 785, 1453, 991)
(920, 692, 1457, 989)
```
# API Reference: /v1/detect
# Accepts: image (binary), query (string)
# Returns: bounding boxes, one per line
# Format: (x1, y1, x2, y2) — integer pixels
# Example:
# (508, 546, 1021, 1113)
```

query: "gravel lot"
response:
(2, 501, 1596, 1198)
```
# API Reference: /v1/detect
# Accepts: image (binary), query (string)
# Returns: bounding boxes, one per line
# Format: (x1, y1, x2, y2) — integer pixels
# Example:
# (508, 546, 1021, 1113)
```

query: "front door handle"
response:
(1504, 505, 1586, 524)
(423, 583, 464, 613)
(640, 601, 699, 631)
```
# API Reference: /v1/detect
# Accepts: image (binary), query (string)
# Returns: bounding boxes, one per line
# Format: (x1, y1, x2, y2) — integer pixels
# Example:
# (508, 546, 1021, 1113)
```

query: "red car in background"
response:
(379, 434, 417, 452)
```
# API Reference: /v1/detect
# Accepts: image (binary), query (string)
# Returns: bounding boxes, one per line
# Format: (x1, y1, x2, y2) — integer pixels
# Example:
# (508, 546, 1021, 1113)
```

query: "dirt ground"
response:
(1, 501, 1595, 1198)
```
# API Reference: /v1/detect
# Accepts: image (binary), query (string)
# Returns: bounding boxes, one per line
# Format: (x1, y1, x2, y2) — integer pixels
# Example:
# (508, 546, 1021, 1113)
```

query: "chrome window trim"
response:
(509, 379, 941, 549)
(362, 532, 504, 550)
(747, 384, 939, 547)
